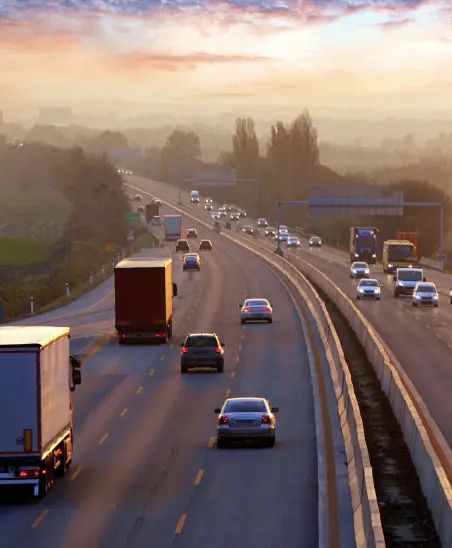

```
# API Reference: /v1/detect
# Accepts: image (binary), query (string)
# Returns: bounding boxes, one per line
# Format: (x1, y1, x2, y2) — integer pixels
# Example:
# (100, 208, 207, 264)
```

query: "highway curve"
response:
(0, 204, 325, 547)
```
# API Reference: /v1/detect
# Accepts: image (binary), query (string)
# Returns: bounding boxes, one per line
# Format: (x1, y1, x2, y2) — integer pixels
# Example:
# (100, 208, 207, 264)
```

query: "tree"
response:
(290, 110, 319, 196)
(161, 129, 201, 183)
(232, 118, 259, 178)
(267, 121, 291, 198)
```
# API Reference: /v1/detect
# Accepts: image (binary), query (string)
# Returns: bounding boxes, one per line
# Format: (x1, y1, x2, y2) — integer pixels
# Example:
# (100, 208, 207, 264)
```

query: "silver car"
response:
(215, 397, 279, 447)
(287, 236, 300, 248)
(350, 261, 370, 278)
(239, 298, 273, 323)
(412, 282, 439, 307)
(357, 279, 381, 300)
(309, 236, 322, 247)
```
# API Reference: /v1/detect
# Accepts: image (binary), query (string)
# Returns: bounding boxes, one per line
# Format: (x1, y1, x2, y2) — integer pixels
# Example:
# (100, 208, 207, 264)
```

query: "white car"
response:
(239, 298, 273, 323)
(287, 236, 300, 248)
(350, 261, 370, 278)
(275, 232, 289, 244)
(357, 279, 381, 300)
(412, 282, 439, 307)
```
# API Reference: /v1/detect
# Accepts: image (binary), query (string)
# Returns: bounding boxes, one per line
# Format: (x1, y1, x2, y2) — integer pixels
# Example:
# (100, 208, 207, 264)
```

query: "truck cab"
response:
(393, 268, 425, 297)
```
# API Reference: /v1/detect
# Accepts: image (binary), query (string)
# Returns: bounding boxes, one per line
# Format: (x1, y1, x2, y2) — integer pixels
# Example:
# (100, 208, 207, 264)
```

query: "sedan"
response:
(215, 397, 278, 447)
(199, 239, 213, 251)
(239, 298, 272, 323)
(181, 333, 224, 373)
(218, 208, 227, 218)
(230, 212, 240, 221)
(211, 212, 221, 220)
(287, 236, 300, 248)
(204, 203, 213, 211)
(238, 209, 247, 218)
(186, 228, 198, 238)
(412, 282, 439, 307)
(350, 261, 370, 278)
(265, 227, 276, 237)
(182, 253, 200, 271)
(176, 239, 190, 252)
(357, 279, 381, 300)
(275, 232, 289, 244)
(257, 218, 268, 227)
(242, 225, 255, 235)
(309, 236, 322, 247)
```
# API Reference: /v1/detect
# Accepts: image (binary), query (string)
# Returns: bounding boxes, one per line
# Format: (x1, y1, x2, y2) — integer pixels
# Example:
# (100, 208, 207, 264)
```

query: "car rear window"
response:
(246, 300, 269, 306)
(186, 335, 217, 347)
(417, 285, 435, 293)
(224, 400, 267, 413)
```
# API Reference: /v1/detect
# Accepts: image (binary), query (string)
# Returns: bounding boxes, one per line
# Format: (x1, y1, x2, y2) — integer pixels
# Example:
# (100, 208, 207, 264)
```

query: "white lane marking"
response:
(70, 465, 83, 481)
(31, 509, 49, 528)
(98, 433, 110, 445)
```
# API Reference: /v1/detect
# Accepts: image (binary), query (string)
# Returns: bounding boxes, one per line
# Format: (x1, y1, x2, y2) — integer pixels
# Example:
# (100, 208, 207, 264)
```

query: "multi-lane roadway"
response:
(0, 205, 328, 547)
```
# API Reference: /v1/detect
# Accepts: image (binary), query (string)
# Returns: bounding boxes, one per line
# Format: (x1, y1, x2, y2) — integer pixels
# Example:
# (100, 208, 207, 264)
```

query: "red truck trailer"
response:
(396, 230, 419, 260)
(115, 257, 177, 343)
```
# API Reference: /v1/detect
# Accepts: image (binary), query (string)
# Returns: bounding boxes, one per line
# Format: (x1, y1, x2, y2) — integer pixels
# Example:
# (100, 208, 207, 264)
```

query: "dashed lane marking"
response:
(175, 513, 187, 535)
(225, 388, 231, 398)
(169, 344, 174, 349)
(98, 433, 110, 445)
(31, 509, 49, 529)
(235, 356, 240, 364)
(229, 371, 236, 379)
(148, 369, 155, 377)
(194, 469, 204, 486)
(159, 355, 165, 362)
(208, 436, 215, 448)
(238, 343, 242, 351)
(120, 407, 128, 417)
(136, 386, 143, 395)
(69, 465, 83, 481)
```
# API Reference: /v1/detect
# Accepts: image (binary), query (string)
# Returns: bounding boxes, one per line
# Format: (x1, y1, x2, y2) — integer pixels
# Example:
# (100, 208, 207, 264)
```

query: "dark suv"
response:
(181, 333, 225, 373)
(176, 239, 190, 252)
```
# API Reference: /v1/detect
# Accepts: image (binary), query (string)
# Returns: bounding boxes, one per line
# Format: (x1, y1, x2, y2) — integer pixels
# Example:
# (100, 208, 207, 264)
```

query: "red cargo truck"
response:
(115, 257, 177, 343)
(396, 230, 419, 260)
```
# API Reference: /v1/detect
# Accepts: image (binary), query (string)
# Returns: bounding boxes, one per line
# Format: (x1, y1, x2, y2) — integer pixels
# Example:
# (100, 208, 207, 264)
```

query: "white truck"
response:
(190, 190, 200, 203)
(0, 326, 81, 497)
(164, 214, 182, 241)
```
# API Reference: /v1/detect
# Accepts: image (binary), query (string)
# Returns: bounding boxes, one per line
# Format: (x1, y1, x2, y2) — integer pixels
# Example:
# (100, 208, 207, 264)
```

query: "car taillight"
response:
(261, 414, 271, 424)
(18, 468, 40, 478)
(219, 416, 229, 425)
(243, 307, 250, 312)
(215, 346, 222, 353)
(262, 307, 271, 312)
(181, 347, 189, 353)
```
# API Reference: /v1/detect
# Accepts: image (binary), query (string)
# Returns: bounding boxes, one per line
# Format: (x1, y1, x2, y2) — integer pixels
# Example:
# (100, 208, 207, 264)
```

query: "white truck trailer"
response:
(0, 326, 81, 497)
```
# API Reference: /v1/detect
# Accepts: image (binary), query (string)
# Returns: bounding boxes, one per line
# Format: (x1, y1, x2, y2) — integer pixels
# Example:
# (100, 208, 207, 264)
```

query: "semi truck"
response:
(396, 230, 419, 261)
(382, 239, 419, 273)
(164, 215, 182, 241)
(0, 326, 82, 497)
(115, 257, 177, 343)
(145, 203, 160, 224)
(349, 227, 378, 264)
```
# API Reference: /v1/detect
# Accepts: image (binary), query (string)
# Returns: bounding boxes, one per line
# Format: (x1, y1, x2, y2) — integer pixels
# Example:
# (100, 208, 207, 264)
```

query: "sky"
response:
(1, 0, 452, 125)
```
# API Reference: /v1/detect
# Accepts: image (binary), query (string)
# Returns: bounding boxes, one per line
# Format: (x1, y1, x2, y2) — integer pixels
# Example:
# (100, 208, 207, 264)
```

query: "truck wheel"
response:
(168, 322, 173, 339)
(394, 291, 398, 297)
(217, 438, 227, 449)
(217, 363, 224, 373)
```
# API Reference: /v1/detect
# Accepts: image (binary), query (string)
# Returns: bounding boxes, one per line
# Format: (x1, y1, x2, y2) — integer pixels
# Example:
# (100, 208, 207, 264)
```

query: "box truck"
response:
(115, 257, 177, 343)
(0, 326, 81, 497)
(164, 215, 182, 241)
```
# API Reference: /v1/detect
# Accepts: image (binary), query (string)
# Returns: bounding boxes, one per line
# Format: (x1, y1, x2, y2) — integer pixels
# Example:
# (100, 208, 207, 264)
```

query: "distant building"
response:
(38, 107, 72, 126)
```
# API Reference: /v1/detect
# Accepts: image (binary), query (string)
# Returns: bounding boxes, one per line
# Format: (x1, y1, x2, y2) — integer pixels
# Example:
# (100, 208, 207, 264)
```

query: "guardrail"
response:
(126, 182, 385, 547)
(421, 256, 445, 271)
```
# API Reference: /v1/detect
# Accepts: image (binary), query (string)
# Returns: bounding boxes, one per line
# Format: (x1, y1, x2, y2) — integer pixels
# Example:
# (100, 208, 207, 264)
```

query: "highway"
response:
(132, 175, 452, 449)
(0, 205, 325, 547)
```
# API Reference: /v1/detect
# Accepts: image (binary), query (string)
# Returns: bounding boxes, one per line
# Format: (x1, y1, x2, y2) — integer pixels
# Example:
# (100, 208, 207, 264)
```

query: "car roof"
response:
(416, 282, 436, 288)
(186, 332, 217, 337)
(245, 297, 269, 302)
(200, 239, 211, 243)
(224, 397, 267, 403)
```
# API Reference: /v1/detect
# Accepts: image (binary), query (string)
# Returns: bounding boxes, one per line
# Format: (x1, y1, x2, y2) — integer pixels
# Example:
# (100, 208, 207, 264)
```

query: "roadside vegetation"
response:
(0, 237, 52, 265)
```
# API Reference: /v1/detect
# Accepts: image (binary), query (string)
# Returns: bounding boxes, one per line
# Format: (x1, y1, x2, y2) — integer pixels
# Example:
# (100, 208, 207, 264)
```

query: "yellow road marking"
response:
(120, 407, 128, 417)
(98, 432, 110, 445)
(148, 369, 155, 377)
(194, 469, 204, 486)
(229, 371, 236, 379)
(225, 388, 231, 398)
(31, 509, 49, 529)
(69, 465, 83, 481)
(136, 386, 143, 395)
(175, 513, 187, 535)
(208, 436, 215, 448)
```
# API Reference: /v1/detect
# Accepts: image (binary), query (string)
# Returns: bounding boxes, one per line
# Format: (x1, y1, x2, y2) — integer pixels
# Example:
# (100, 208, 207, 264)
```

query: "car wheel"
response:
(217, 363, 224, 373)
(267, 318, 273, 323)
(181, 365, 188, 374)
(217, 438, 227, 449)
(241, 319, 246, 324)
(377, 297, 381, 301)
(357, 296, 360, 300)
(267, 438, 275, 448)
(434, 304, 439, 308)
(412, 302, 417, 307)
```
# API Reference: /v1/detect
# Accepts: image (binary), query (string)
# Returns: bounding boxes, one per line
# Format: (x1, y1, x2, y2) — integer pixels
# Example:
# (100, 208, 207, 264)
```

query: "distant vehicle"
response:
(137, 205, 145, 213)
(181, 333, 224, 373)
(199, 239, 213, 251)
(350, 261, 370, 279)
(0, 326, 81, 497)
(133, 194, 142, 201)
(211, 211, 221, 220)
(176, 239, 190, 252)
(412, 282, 439, 307)
(287, 236, 300, 248)
(214, 397, 278, 448)
(265, 227, 276, 237)
(275, 232, 289, 244)
(242, 225, 255, 235)
(357, 279, 381, 300)
(218, 208, 227, 217)
(383, 239, 418, 273)
(117, 168, 124, 174)
(204, 203, 213, 211)
(153, 199, 162, 207)
(145, 203, 159, 223)
(309, 236, 322, 247)
(257, 218, 268, 227)
(230, 212, 240, 221)
(223, 204, 232, 211)
(182, 253, 200, 271)
(125, 169, 133, 175)
(238, 209, 247, 217)
(278, 225, 288, 233)
(186, 228, 198, 238)
(115, 257, 177, 342)
(190, 190, 200, 203)
(239, 298, 273, 323)
(164, 215, 182, 241)
(205, 197, 213, 204)
(349, 227, 377, 264)
(396, 230, 419, 261)
(151, 215, 161, 226)
(393, 268, 424, 297)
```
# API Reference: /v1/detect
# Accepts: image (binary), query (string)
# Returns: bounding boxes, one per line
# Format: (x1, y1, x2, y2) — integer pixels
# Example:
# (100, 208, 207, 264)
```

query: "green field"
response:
(0, 237, 52, 265)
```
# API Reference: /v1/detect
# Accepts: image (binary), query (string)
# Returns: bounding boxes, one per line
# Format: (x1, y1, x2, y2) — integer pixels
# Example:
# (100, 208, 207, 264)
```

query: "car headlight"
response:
(372, 253, 376, 258)
(433, 294, 438, 300)
(365, 270, 369, 274)
(398, 281, 404, 286)
(358, 288, 365, 293)
(375, 287, 381, 293)
(388, 264, 392, 268)
(354, 253, 359, 257)
(415, 294, 422, 299)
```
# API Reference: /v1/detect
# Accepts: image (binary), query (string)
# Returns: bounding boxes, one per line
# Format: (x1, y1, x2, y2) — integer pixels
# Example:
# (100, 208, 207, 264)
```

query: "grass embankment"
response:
(0, 241, 116, 321)
(0, 237, 52, 265)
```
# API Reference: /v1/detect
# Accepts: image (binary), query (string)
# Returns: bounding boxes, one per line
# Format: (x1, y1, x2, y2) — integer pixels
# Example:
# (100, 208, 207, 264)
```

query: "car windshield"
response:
(360, 280, 378, 287)
(388, 244, 415, 261)
(224, 400, 267, 413)
(398, 271, 422, 281)
(186, 335, 217, 347)
(353, 263, 368, 268)
(245, 300, 269, 307)
(417, 285, 436, 293)
(185, 254, 198, 259)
